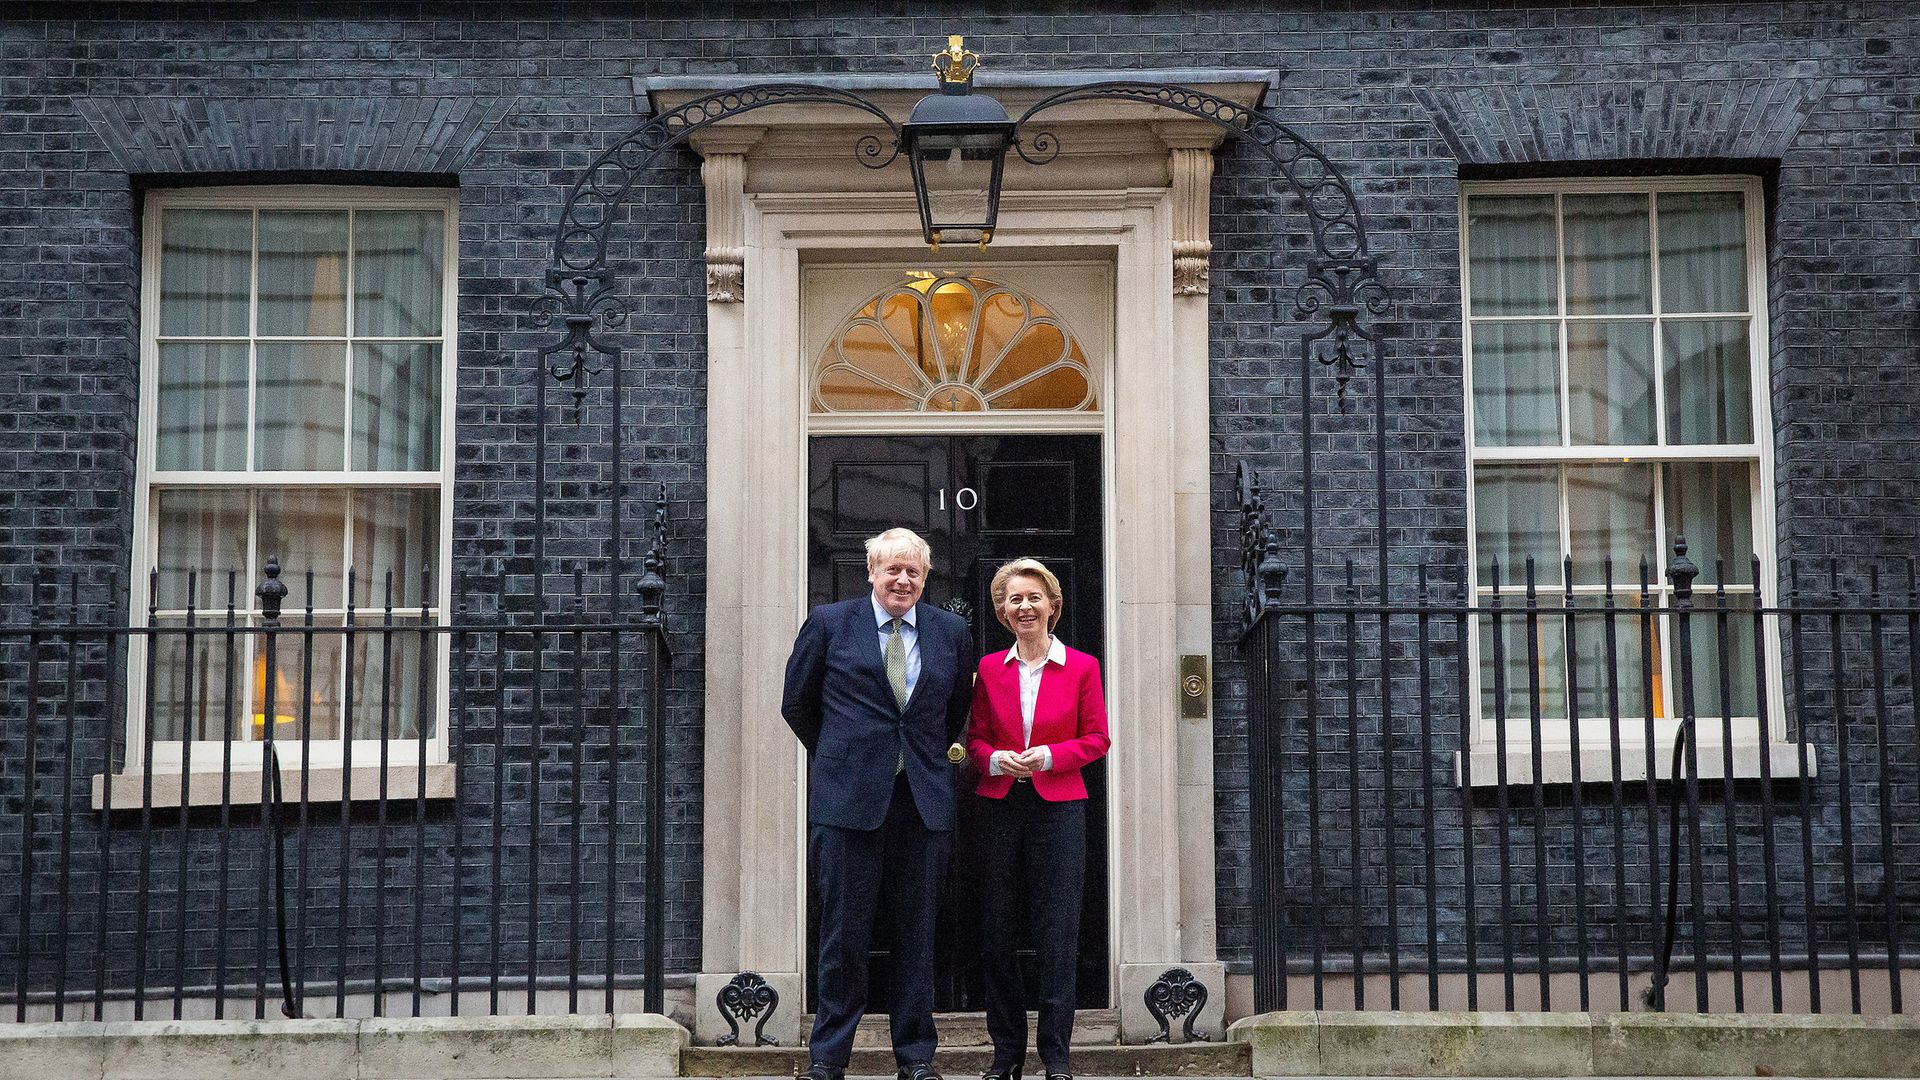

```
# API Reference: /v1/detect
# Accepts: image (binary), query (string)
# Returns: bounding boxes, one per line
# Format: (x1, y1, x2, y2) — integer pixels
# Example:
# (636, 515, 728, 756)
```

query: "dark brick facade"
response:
(2, 0, 1917, 1004)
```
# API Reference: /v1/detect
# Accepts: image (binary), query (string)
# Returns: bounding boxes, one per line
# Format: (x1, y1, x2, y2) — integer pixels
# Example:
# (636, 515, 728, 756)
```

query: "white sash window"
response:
(1462, 176, 1780, 759)
(131, 187, 456, 769)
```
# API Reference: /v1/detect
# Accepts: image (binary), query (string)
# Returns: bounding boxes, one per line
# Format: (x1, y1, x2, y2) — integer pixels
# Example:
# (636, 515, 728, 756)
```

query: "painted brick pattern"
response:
(0, 0, 1916, 1005)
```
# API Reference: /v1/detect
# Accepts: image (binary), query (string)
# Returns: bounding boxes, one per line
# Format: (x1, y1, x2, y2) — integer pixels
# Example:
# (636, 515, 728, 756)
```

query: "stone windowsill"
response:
(91, 763, 456, 811)
(1455, 740, 1815, 787)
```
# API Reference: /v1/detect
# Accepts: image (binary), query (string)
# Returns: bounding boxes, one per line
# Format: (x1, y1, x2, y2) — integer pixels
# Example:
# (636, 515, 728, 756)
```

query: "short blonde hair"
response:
(990, 558, 1063, 632)
(865, 527, 933, 574)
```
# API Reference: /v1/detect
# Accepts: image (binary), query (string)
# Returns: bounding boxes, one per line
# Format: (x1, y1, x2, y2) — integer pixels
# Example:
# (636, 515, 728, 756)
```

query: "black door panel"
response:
(807, 433, 1107, 1012)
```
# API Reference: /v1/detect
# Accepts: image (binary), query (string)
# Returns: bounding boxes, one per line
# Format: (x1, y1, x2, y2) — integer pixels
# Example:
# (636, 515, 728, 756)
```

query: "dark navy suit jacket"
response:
(781, 597, 976, 832)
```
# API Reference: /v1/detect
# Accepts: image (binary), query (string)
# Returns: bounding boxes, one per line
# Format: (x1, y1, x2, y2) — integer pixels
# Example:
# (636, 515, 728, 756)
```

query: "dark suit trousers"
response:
(977, 782, 1087, 1073)
(808, 773, 949, 1068)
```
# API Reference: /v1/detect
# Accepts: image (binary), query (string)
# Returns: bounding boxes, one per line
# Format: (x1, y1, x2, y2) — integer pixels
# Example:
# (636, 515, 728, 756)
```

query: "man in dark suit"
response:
(783, 527, 976, 1080)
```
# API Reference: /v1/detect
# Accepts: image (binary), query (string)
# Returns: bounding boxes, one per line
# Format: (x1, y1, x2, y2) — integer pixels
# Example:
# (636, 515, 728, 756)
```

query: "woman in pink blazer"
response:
(966, 558, 1110, 1080)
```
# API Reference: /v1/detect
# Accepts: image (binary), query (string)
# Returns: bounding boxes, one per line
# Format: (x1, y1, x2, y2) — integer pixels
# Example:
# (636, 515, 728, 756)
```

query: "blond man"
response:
(782, 528, 976, 1080)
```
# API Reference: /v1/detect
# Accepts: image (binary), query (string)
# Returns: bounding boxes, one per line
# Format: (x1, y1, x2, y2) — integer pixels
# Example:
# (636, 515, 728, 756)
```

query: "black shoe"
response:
(1044, 1072, 1071, 1080)
(981, 1066, 1023, 1080)
(802, 1064, 845, 1080)
(898, 1064, 943, 1080)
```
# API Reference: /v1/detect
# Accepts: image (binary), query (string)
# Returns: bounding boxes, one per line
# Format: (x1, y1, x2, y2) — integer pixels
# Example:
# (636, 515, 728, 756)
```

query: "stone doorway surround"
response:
(649, 68, 1277, 1046)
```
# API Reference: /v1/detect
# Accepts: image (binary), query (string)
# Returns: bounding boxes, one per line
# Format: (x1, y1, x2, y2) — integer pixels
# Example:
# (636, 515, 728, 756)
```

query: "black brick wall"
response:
(2, 0, 1917, 999)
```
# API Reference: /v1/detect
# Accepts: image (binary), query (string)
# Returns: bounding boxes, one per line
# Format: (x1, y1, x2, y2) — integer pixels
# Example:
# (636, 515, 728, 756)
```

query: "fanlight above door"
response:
(812, 273, 1098, 414)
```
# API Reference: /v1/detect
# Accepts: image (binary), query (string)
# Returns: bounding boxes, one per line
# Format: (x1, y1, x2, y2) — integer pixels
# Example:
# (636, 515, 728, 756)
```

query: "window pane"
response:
(256, 490, 345, 609)
(1474, 464, 1561, 587)
(1663, 319, 1752, 444)
(153, 489, 249, 610)
(349, 616, 434, 740)
(1659, 191, 1747, 314)
(1467, 195, 1556, 315)
(1566, 320, 1655, 445)
(990, 366, 1093, 410)
(353, 343, 441, 471)
(1675, 595, 1759, 719)
(1664, 462, 1754, 585)
(1471, 321, 1560, 446)
(1479, 606, 1568, 722)
(1568, 593, 1654, 722)
(151, 616, 240, 742)
(353, 490, 439, 609)
(258, 211, 347, 337)
(1566, 464, 1655, 584)
(814, 275, 1096, 414)
(1564, 193, 1652, 314)
(156, 342, 248, 471)
(353, 210, 444, 337)
(256, 341, 346, 470)
(160, 209, 251, 338)
(254, 620, 343, 743)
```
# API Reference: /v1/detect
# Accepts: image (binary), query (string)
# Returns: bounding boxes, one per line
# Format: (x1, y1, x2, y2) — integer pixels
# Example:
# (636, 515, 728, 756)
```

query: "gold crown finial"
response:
(932, 34, 980, 86)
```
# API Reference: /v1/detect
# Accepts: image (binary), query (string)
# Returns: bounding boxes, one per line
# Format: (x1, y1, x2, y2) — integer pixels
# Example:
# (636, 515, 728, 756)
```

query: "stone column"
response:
(689, 128, 805, 1046)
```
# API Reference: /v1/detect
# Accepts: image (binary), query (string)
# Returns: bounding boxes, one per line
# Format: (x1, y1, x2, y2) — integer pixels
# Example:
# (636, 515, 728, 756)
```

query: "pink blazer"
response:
(967, 644, 1111, 801)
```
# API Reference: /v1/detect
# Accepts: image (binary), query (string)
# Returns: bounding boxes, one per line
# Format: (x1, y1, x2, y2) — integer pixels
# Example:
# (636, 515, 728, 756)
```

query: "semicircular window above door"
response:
(812, 272, 1099, 414)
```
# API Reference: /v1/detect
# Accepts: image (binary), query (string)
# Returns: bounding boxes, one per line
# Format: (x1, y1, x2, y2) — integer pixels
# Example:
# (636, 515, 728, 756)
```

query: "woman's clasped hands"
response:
(992, 746, 1049, 778)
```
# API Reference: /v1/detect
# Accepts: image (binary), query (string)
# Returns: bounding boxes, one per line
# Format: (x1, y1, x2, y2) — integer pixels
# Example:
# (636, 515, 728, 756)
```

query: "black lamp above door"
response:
(901, 36, 1016, 249)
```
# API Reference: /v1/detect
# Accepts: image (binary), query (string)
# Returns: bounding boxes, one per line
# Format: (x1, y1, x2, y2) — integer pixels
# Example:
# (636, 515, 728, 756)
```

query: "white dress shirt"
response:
(871, 595, 920, 700)
(989, 636, 1064, 776)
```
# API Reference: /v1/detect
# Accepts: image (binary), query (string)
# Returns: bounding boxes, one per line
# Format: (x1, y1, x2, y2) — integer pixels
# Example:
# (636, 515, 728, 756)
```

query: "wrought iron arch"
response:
(529, 77, 1394, 608)
(535, 80, 1389, 413)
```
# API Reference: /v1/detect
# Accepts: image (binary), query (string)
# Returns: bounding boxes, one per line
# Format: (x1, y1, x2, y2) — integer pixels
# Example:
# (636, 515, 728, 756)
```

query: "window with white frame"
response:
(135, 187, 455, 765)
(1463, 176, 1775, 746)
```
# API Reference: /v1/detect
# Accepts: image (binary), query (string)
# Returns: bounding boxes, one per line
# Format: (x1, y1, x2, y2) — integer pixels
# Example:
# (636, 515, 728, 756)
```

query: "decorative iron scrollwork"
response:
(1143, 966, 1209, 1043)
(1297, 256, 1388, 403)
(539, 78, 1386, 415)
(538, 85, 904, 410)
(1012, 81, 1387, 405)
(638, 489, 669, 624)
(1237, 463, 1286, 631)
(715, 971, 780, 1046)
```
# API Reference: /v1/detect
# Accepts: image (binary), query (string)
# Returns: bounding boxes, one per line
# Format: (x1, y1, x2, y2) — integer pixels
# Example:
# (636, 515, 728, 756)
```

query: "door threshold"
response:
(682, 1041, 1249, 1078)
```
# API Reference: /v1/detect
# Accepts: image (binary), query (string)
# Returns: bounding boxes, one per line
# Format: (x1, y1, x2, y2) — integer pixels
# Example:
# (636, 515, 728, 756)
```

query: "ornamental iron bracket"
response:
(714, 971, 780, 1046)
(535, 85, 902, 414)
(1143, 965, 1209, 1043)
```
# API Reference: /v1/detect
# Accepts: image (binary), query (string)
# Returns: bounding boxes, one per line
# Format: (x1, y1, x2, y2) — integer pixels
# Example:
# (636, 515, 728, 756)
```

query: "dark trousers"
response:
(977, 783, 1087, 1074)
(808, 773, 949, 1068)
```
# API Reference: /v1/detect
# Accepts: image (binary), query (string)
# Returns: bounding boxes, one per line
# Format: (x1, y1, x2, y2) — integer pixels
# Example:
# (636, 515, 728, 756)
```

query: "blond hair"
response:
(865, 527, 933, 574)
(990, 558, 1063, 632)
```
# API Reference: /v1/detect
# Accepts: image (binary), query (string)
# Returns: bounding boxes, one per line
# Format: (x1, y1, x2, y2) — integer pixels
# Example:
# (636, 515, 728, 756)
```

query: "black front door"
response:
(806, 433, 1109, 1012)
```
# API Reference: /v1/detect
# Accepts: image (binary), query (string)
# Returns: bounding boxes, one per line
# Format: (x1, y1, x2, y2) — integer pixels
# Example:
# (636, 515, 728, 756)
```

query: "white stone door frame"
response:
(684, 80, 1254, 1043)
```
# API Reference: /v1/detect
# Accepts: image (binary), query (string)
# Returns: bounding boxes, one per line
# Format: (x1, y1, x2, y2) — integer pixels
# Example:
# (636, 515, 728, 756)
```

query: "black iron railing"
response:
(1, 554, 670, 1022)
(1239, 478, 1918, 1016)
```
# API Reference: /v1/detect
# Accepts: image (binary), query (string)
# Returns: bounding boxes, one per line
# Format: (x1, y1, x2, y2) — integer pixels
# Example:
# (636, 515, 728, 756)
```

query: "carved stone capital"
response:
(1174, 239, 1212, 297)
(705, 246, 745, 304)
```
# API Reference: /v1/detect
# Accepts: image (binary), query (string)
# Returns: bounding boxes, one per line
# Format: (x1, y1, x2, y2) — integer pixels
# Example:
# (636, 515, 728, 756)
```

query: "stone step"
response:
(850, 1011, 1122, 1048)
(681, 1041, 1249, 1078)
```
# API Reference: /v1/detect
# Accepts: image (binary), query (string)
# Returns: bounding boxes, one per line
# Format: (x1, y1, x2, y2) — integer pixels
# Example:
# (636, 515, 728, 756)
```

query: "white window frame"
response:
(128, 185, 457, 774)
(1459, 174, 1794, 777)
